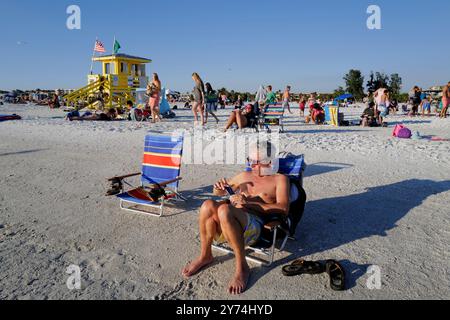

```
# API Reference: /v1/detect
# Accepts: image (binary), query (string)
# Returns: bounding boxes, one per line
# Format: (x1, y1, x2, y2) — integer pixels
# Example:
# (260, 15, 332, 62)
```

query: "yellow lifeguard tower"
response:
(65, 53, 152, 109)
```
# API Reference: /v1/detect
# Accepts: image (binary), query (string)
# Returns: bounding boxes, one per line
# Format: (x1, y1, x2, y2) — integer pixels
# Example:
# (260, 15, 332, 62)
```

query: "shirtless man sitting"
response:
(182, 140, 290, 295)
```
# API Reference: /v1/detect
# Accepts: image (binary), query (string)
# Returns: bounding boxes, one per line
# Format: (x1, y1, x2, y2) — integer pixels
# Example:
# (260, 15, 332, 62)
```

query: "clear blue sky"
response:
(0, 0, 449, 93)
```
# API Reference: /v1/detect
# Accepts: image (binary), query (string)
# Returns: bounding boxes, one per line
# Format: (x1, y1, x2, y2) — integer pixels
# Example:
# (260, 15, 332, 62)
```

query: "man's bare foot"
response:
(182, 255, 214, 278)
(228, 265, 250, 295)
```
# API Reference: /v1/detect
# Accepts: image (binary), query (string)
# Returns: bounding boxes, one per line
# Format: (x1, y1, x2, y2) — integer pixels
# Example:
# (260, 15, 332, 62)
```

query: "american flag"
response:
(94, 40, 106, 53)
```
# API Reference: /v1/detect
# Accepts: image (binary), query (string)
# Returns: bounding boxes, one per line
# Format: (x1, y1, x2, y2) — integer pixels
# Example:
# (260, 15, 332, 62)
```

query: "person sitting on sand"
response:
(420, 95, 431, 117)
(223, 104, 256, 132)
(66, 108, 118, 121)
(311, 103, 325, 124)
(182, 140, 290, 295)
(360, 102, 377, 127)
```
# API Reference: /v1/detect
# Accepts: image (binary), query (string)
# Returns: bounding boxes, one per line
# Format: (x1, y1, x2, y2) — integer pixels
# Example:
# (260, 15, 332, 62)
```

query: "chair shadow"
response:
(286, 129, 371, 134)
(164, 185, 215, 217)
(249, 179, 450, 291)
(0, 149, 48, 157)
(304, 162, 353, 178)
(388, 120, 432, 125)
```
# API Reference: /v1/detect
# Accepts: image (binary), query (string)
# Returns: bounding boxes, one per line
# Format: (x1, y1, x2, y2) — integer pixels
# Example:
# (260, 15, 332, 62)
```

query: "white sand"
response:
(0, 103, 449, 300)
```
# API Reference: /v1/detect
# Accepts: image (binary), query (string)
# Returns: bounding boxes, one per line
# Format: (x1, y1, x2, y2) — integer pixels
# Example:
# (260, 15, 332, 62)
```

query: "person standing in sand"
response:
(282, 86, 292, 114)
(299, 95, 306, 119)
(204, 82, 220, 124)
(192, 72, 206, 126)
(440, 82, 450, 118)
(182, 140, 290, 295)
(265, 86, 277, 105)
(374, 88, 389, 125)
(147, 73, 162, 123)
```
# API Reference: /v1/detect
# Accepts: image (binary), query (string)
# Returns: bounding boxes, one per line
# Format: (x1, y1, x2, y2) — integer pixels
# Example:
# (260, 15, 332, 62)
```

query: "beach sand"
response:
(0, 103, 449, 300)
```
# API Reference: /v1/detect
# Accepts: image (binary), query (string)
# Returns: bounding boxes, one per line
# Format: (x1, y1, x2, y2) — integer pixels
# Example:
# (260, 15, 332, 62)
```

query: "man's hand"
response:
(230, 194, 247, 207)
(214, 178, 229, 192)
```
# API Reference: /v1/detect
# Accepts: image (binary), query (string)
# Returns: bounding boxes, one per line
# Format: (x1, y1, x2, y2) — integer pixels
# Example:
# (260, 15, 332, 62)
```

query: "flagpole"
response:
(113, 36, 116, 55)
(90, 37, 97, 75)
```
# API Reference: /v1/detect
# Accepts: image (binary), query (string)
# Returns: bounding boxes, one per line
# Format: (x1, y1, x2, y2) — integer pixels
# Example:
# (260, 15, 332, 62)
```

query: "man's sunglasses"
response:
(247, 157, 272, 166)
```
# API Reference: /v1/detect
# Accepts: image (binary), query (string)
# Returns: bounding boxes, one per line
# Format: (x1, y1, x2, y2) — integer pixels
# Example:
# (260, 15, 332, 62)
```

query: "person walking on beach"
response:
(440, 82, 450, 118)
(147, 73, 162, 123)
(192, 72, 206, 126)
(205, 82, 220, 124)
(282, 86, 293, 114)
(374, 88, 389, 125)
(265, 85, 277, 105)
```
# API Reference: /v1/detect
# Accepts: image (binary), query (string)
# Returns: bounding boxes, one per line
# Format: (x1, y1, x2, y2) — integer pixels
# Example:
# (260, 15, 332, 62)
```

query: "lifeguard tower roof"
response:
(93, 54, 152, 64)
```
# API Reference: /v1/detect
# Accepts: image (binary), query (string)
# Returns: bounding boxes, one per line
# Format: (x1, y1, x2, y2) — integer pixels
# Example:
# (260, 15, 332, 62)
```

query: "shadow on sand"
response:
(0, 149, 48, 157)
(248, 179, 450, 290)
(305, 162, 353, 178)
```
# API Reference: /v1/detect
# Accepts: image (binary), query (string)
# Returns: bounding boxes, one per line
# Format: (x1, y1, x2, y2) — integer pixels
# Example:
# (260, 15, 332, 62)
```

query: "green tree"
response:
(375, 72, 390, 89)
(343, 69, 365, 101)
(334, 86, 345, 97)
(389, 73, 403, 99)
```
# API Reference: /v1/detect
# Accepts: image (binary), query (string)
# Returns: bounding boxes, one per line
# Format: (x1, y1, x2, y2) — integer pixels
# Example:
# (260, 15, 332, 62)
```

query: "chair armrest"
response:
(261, 214, 289, 232)
(108, 172, 141, 181)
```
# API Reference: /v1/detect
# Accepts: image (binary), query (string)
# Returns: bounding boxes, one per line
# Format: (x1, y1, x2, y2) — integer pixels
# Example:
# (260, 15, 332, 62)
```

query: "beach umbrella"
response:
(335, 94, 353, 101)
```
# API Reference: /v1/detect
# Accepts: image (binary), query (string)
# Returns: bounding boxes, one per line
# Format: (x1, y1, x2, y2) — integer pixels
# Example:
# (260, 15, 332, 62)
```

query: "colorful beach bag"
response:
(393, 124, 412, 139)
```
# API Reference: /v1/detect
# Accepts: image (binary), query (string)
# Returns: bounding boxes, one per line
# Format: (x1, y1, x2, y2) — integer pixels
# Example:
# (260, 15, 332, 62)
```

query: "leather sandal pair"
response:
(282, 259, 346, 291)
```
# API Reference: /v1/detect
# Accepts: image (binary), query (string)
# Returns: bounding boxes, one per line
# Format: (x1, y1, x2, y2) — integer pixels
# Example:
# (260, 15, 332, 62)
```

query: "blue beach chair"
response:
(109, 133, 186, 217)
(212, 154, 307, 266)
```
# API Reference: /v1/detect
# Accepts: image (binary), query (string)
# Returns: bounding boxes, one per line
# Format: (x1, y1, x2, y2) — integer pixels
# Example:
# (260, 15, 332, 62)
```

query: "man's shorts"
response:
(378, 104, 388, 117)
(215, 213, 264, 247)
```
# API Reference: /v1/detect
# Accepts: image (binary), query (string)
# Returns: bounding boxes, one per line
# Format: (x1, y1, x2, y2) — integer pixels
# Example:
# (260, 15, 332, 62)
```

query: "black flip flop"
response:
(325, 260, 346, 291)
(282, 260, 325, 277)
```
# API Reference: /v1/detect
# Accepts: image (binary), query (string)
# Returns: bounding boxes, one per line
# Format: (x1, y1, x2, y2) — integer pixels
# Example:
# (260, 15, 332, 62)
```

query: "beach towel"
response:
(0, 114, 21, 122)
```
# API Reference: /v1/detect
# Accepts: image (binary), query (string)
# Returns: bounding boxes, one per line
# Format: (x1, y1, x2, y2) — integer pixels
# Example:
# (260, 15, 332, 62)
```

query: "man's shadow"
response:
(248, 179, 450, 290)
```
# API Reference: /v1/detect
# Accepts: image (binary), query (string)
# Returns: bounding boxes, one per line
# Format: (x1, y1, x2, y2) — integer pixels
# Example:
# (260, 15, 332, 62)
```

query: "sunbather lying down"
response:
(66, 109, 119, 121)
(182, 140, 290, 295)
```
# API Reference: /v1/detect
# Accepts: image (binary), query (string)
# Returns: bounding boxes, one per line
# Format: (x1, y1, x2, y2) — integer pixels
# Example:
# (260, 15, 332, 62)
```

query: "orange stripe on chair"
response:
(143, 154, 181, 167)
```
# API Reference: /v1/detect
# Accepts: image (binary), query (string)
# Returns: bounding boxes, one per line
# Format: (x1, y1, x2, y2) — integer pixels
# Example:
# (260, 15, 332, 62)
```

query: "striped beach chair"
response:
(112, 133, 185, 217)
(213, 154, 307, 266)
(261, 103, 285, 133)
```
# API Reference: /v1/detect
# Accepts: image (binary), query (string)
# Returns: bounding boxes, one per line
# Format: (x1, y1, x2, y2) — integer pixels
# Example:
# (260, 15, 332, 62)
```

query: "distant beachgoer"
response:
(235, 95, 244, 110)
(220, 94, 227, 109)
(49, 93, 60, 109)
(409, 86, 422, 116)
(360, 102, 377, 127)
(299, 95, 306, 118)
(440, 82, 450, 118)
(265, 86, 277, 105)
(420, 95, 431, 116)
(192, 72, 206, 126)
(205, 82, 220, 124)
(389, 99, 398, 115)
(282, 86, 292, 114)
(374, 88, 389, 125)
(147, 73, 162, 123)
